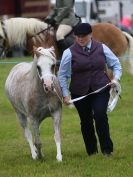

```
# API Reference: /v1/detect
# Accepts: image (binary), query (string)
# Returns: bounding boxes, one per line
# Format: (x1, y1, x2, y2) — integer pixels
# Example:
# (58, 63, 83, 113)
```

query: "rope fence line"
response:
(0, 60, 61, 65)
(0, 61, 24, 64)
(0, 55, 132, 64)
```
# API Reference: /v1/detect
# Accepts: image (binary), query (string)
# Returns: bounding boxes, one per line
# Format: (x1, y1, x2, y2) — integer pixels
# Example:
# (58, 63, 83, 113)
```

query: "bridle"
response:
(38, 73, 56, 92)
(35, 46, 62, 103)
(37, 64, 63, 103)
(0, 20, 8, 57)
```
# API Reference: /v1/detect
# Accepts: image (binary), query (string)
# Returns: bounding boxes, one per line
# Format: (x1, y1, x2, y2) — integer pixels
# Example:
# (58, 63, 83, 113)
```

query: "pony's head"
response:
(33, 46, 57, 92)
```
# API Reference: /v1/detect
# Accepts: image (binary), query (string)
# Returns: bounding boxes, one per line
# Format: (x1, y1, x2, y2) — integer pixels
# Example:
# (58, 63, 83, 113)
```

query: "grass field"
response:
(0, 57, 132, 177)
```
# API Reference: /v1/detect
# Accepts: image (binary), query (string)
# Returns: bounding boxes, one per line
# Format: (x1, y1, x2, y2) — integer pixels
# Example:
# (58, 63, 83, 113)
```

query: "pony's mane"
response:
(37, 46, 56, 61)
(4, 17, 48, 47)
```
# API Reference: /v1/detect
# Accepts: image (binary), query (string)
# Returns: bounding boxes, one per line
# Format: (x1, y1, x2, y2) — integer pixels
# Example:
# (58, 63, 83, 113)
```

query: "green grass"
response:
(0, 58, 132, 177)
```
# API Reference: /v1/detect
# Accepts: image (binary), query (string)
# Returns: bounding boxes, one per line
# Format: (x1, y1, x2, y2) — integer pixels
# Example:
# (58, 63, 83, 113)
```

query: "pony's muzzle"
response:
(43, 83, 54, 93)
(42, 75, 55, 93)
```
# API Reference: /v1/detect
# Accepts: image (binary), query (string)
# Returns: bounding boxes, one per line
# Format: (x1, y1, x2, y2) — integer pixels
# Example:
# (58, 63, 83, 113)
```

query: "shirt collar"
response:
(86, 40, 92, 49)
(83, 40, 92, 51)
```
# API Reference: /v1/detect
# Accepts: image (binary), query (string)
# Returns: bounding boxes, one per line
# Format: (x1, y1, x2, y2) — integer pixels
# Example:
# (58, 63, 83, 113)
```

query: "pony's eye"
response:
(37, 65, 42, 76)
(51, 64, 56, 71)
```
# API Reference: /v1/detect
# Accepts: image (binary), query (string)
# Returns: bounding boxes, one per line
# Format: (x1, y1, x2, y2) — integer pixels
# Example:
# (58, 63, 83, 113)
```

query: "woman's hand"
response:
(111, 79, 119, 88)
(63, 96, 71, 105)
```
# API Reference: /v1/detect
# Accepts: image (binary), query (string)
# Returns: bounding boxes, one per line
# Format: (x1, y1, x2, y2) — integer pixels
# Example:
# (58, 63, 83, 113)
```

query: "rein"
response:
(27, 25, 52, 41)
(27, 24, 57, 56)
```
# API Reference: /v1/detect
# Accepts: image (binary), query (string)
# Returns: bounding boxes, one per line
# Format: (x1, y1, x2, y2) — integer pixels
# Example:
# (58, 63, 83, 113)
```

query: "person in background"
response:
(119, 15, 133, 35)
(58, 23, 122, 156)
(44, 0, 81, 54)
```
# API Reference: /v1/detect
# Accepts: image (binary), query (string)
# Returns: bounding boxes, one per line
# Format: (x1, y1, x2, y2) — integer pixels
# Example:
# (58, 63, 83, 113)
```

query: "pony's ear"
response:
(33, 46, 38, 60)
(49, 46, 56, 58)
(33, 46, 37, 52)
(34, 53, 37, 60)
(50, 46, 55, 51)
(33, 46, 40, 58)
(35, 50, 41, 57)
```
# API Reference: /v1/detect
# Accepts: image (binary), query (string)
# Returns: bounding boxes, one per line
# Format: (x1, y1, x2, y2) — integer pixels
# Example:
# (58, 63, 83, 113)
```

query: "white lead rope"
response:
(68, 82, 122, 112)
(68, 83, 111, 104)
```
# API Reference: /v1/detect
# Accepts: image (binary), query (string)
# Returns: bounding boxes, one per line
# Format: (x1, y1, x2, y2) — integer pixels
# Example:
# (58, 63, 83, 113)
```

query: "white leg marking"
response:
(24, 127, 38, 159)
(56, 142, 62, 162)
(53, 110, 62, 162)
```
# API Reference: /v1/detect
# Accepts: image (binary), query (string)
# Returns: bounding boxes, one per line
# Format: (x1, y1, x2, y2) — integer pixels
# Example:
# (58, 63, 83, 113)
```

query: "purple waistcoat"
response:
(69, 39, 110, 95)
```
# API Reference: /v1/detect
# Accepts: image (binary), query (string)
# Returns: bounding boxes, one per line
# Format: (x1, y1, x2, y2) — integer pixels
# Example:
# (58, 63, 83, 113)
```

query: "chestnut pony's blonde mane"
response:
(3, 17, 48, 47)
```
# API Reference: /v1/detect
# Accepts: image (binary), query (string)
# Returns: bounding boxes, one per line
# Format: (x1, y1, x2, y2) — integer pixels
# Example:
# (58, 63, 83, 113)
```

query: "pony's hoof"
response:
(31, 145, 39, 160)
(32, 152, 38, 160)
(56, 154, 62, 162)
(32, 153, 44, 160)
(38, 153, 44, 159)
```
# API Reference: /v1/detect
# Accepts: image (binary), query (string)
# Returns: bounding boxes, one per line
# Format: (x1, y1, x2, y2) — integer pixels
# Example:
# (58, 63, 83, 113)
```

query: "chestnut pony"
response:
(0, 17, 133, 73)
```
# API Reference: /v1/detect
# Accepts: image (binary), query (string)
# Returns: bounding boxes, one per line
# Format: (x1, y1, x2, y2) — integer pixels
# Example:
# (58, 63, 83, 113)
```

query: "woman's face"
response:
(75, 34, 92, 47)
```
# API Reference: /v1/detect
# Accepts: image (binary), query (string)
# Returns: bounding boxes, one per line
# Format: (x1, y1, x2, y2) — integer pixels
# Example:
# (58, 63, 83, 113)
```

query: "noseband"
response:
(37, 63, 56, 93)
(39, 73, 63, 103)
(41, 74, 56, 93)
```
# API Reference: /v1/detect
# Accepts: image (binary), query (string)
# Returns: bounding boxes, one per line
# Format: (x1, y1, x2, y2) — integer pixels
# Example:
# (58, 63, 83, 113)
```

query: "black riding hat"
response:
(74, 23, 92, 35)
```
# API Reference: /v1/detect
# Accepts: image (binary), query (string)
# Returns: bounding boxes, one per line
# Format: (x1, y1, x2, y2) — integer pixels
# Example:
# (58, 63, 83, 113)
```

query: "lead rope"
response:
(52, 64, 63, 104)
(53, 87, 63, 104)
(69, 83, 112, 104)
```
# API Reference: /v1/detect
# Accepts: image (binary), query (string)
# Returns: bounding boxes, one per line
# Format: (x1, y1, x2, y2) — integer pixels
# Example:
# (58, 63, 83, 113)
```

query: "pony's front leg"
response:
(17, 113, 38, 159)
(52, 109, 62, 162)
(31, 119, 43, 159)
(24, 127, 38, 160)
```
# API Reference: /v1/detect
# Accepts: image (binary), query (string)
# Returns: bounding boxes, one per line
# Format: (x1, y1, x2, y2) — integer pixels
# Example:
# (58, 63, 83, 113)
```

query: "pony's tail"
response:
(123, 31, 133, 75)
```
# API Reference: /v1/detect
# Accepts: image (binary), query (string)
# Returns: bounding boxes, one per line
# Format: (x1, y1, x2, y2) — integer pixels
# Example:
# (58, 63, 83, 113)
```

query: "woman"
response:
(58, 23, 122, 156)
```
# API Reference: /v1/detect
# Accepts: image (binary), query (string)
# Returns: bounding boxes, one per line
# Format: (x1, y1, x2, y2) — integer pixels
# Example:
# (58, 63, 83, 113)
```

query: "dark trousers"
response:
(71, 88, 113, 155)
